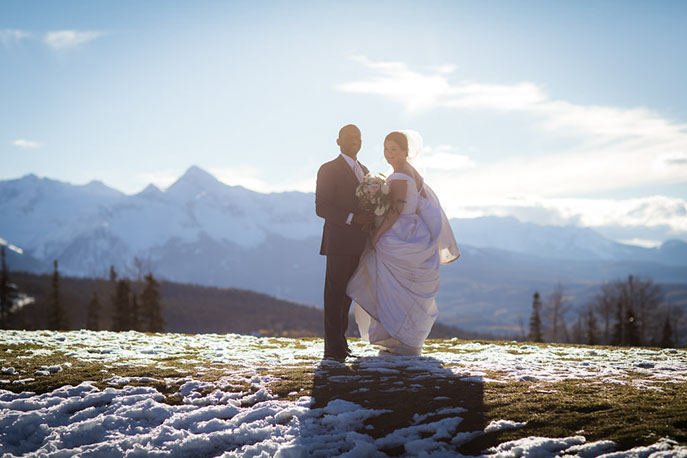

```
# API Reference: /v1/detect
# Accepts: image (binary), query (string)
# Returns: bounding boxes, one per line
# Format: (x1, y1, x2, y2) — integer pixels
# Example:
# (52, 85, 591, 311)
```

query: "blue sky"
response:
(2, 0, 687, 245)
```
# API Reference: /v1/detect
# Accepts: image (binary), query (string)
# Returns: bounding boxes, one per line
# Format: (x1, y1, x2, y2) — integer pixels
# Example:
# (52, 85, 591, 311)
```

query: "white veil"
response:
(400, 130, 460, 264)
(400, 130, 426, 175)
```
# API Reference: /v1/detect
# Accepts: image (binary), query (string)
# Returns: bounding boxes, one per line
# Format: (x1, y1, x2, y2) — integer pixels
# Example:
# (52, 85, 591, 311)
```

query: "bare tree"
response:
(627, 275, 663, 346)
(596, 275, 668, 347)
(127, 256, 152, 296)
(571, 313, 584, 344)
(594, 282, 618, 346)
(663, 305, 685, 348)
(544, 283, 573, 343)
(583, 303, 598, 345)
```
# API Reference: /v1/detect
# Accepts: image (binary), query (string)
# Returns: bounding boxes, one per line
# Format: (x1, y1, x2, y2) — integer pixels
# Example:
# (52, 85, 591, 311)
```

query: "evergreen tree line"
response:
(0, 250, 163, 333)
(528, 275, 683, 348)
(1, 246, 15, 329)
(1, 246, 36, 329)
(103, 265, 164, 332)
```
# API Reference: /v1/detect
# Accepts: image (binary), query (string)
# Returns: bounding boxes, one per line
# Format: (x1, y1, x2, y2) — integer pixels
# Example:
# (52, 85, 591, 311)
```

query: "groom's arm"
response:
(315, 163, 350, 226)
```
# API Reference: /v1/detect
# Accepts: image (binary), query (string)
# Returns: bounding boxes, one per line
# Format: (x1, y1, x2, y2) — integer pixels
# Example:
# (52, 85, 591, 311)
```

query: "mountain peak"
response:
(84, 179, 109, 190)
(143, 183, 162, 193)
(19, 173, 40, 183)
(179, 165, 218, 184)
(136, 183, 165, 199)
(166, 165, 223, 198)
(80, 179, 124, 197)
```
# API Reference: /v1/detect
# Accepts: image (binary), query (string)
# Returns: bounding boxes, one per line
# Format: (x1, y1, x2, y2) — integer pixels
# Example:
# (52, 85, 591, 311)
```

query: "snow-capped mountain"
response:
(0, 166, 321, 277)
(3, 166, 685, 274)
(2, 167, 686, 334)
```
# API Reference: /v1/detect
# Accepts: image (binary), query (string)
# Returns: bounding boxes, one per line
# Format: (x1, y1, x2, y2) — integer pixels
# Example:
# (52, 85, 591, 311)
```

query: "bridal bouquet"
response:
(355, 174, 391, 231)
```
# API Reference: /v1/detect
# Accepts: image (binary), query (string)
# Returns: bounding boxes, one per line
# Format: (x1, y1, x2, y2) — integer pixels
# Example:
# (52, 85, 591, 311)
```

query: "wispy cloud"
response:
(12, 139, 41, 149)
(338, 56, 455, 113)
(338, 56, 687, 142)
(421, 145, 476, 171)
(0, 29, 31, 47)
(44, 30, 104, 49)
(341, 56, 687, 209)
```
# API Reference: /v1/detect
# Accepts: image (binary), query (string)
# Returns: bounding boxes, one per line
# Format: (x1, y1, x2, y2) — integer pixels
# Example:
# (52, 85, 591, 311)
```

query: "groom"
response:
(316, 124, 374, 362)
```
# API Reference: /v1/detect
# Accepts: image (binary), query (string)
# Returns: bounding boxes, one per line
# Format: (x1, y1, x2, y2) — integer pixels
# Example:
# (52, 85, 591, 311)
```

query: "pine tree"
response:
(528, 292, 543, 342)
(86, 291, 101, 331)
(111, 279, 131, 331)
(48, 260, 68, 330)
(130, 292, 141, 331)
(109, 265, 118, 330)
(0, 246, 9, 329)
(660, 315, 673, 348)
(141, 273, 164, 332)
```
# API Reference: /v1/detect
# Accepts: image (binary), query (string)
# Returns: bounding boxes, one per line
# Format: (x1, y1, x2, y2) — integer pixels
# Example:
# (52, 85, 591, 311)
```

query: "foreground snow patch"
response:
(1, 382, 685, 457)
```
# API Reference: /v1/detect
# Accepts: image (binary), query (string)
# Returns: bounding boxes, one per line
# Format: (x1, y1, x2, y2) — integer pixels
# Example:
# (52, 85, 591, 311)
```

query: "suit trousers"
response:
(324, 254, 361, 358)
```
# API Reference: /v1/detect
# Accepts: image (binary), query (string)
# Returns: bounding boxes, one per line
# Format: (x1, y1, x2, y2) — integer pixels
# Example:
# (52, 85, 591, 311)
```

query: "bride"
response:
(346, 131, 460, 356)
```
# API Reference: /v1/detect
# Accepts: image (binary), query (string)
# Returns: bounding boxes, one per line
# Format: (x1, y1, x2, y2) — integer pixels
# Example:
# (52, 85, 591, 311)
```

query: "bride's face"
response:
(384, 140, 407, 168)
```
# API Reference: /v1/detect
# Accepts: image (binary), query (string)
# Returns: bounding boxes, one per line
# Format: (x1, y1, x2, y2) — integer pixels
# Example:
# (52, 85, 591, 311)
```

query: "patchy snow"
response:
(485, 419, 527, 433)
(1, 330, 686, 457)
(3, 330, 686, 386)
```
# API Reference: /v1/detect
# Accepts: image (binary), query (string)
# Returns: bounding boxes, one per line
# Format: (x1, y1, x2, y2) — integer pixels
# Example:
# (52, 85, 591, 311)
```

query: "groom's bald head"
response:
(337, 124, 361, 158)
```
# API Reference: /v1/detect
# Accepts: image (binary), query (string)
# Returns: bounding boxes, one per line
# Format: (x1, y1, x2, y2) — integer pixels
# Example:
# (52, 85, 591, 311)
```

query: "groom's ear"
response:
(336, 138, 341, 147)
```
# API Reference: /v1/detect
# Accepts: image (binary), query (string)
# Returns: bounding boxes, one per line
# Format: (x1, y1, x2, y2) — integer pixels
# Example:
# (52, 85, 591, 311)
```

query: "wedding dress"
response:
(346, 172, 459, 355)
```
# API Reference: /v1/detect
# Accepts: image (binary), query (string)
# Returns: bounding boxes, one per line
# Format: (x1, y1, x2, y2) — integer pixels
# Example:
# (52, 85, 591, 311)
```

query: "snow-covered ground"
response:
(1, 330, 686, 457)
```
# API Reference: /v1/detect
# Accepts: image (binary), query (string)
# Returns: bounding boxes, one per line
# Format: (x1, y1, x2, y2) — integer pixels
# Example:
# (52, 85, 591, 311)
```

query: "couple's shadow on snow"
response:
(311, 355, 489, 455)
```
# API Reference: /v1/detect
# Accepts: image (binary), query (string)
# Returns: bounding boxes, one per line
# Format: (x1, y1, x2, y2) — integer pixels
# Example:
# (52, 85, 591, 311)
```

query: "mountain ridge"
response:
(2, 167, 686, 333)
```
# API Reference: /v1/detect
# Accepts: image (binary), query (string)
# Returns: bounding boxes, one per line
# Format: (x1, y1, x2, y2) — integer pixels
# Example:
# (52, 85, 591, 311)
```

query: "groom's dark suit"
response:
(316, 154, 369, 359)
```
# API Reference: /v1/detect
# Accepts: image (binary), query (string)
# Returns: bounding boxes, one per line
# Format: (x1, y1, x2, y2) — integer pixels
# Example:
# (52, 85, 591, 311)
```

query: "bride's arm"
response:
(370, 180, 407, 247)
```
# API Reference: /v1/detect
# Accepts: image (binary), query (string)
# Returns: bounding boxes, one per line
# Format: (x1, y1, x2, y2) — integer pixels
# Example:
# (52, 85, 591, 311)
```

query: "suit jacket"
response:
(316, 154, 370, 256)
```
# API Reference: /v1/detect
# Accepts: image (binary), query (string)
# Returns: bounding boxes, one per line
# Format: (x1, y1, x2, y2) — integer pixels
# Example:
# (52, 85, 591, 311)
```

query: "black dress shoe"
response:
(323, 354, 346, 363)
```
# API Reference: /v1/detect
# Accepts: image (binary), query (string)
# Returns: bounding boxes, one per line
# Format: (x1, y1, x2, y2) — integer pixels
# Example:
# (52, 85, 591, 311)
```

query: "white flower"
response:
(382, 183, 390, 195)
(374, 206, 386, 216)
